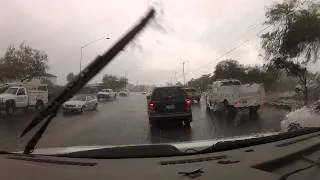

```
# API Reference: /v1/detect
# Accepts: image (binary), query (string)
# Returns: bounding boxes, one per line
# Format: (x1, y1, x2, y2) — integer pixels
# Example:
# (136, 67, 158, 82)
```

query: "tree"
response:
(187, 74, 212, 91)
(66, 73, 75, 83)
(102, 74, 128, 90)
(243, 65, 279, 91)
(261, 0, 320, 104)
(213, 59, 246, 81)
(119, 77, 128, 88)
(0, 43, 49, 81)
(187, 62, 278, 92)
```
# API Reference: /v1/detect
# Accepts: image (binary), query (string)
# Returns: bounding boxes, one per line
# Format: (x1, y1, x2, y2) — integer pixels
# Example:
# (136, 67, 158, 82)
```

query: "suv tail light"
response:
(184, 99, 192, 111)
(148, 101, 156, 112)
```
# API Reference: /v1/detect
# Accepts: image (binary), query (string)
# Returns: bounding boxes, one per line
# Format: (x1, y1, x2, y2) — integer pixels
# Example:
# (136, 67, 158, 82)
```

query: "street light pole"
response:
(79, 37, 110, 73)
(80, 47, 83, 73)
(181, 61, 188, 86)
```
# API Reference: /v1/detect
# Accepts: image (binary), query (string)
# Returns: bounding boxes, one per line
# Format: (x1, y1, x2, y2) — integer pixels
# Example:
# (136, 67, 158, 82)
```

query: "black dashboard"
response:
(1, 131, 320, 180)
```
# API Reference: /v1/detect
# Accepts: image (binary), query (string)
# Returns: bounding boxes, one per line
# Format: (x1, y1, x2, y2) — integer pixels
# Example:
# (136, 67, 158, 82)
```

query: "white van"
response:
(205, 79, 265, 114)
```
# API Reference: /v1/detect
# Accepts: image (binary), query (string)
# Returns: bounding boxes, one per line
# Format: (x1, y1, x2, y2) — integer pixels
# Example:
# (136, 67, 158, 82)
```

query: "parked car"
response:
(0, 83, 48, 115)
(97, 89, 117, 101)
(183, 87, 201, 103)
(63, 94, 98, 113)
(205, 79, 265, 115)
(119, 89, 130, 96)
(281, 100, 320, 132)
(147, 86, 192, 127)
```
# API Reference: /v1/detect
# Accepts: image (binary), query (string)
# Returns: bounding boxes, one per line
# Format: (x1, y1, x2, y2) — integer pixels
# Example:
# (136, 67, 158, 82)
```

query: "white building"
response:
(31, 73, 58, 85)
(3, 73, 57, 86)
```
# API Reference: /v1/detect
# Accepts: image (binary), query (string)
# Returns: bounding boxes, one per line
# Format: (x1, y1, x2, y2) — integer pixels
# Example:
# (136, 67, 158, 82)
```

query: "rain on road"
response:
(0, 92, 288, 151)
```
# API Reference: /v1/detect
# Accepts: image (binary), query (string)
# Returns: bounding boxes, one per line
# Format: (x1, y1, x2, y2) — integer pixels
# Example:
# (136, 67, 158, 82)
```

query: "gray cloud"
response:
(3, 0, 314, 85)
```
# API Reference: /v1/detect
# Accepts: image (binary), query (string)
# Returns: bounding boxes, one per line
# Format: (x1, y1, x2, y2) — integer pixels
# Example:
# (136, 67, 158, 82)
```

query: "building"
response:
(32, 73, 58, 85)
(3, 73, 58, 86)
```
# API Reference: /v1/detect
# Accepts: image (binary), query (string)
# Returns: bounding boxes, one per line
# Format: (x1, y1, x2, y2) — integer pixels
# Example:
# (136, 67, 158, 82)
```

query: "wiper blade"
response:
(20, 8, 155, 154)
(195, 128, 320, 154)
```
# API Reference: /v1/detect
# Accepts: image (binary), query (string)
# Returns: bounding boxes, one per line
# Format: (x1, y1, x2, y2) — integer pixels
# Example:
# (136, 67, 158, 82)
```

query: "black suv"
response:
(147, 86, 192, 127)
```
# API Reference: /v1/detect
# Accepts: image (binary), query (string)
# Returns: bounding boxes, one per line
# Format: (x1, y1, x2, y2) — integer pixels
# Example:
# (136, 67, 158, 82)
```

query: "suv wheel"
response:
(249, 105, 260, 115)
(6, 103, 15, 115)
(81, 106, 86, 113)
(36, 101, 44, 111)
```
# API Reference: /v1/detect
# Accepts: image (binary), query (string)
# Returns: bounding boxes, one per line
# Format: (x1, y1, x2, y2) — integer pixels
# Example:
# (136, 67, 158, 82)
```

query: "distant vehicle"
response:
(281, 100, 320, 132)
(183, 87, 201, 103)
(142, 92, 147, 95)
(63, 94, 98, 113)
(146, 92, 151, 100)
(147, 86, 192, 127)
(97, 89, 117, 101)
(119, 89, 130, 96)
(0, 83, 48, 115)
(205, 79, 265, 115)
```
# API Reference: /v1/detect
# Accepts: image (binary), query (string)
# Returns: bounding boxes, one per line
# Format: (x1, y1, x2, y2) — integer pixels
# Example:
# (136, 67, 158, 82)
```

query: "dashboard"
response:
(1, 131, 320, 180)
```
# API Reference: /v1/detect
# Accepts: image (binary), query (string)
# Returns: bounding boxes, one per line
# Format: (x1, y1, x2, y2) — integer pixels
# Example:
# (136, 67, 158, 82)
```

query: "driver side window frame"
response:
(17, 88, 26, 96)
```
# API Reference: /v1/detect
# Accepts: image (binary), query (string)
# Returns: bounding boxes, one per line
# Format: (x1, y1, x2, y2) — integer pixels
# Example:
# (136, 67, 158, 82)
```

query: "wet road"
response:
(0, 92, 288, 151)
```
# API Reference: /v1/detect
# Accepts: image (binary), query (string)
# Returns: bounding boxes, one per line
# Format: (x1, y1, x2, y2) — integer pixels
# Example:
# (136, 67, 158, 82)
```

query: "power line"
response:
(184, 39, 251, 77)
(179, 0, 308, 82)
(183, 23, 275, 78)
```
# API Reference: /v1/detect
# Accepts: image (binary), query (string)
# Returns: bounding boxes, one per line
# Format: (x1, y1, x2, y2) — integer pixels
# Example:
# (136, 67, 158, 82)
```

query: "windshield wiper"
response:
(20, 8, 155, 154)
(187, 128, 320, 155)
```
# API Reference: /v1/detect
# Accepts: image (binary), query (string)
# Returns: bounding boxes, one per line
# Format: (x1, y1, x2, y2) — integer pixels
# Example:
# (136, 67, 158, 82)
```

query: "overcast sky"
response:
(1, 0, 318, 85)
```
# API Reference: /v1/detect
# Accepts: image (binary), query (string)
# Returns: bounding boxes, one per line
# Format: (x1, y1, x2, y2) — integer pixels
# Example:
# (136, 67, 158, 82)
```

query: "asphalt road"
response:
(0, 92, 288, 151)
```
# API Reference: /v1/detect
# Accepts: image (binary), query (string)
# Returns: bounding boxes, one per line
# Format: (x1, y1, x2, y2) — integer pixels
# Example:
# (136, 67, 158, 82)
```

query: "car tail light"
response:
(184, 99, 192, 111)
(148, 101, 156, 112)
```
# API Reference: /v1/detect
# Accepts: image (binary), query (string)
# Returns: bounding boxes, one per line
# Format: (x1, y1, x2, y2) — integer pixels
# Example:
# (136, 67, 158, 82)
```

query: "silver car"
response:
(63, 94, 98, 113)
(281, 100, 320, 132)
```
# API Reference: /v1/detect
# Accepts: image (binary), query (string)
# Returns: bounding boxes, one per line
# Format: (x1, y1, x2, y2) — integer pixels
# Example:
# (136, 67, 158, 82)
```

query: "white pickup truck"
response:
(97, 89, 117, 101)
(205, 79, 265, 115)
(0, 84, 48, 115)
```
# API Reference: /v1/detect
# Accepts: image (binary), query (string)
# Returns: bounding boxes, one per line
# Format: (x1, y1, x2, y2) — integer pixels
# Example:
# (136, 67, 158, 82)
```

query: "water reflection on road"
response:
(0, 93, 287, 151)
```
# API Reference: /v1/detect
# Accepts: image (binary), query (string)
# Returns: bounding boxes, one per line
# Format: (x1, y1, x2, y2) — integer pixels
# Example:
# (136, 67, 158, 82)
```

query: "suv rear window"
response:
(152, 87, 187, 100)
(183, 88, 195, 92)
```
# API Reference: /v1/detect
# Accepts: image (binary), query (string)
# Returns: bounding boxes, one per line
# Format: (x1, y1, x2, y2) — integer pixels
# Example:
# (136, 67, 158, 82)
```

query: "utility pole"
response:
(124, 71, 127, 88)
(181, 61, 188, 86)
(174, 71, 177, 84)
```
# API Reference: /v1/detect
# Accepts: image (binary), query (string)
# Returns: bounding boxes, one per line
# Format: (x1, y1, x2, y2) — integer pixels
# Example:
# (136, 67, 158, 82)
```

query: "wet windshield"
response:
(0, 0, 319, 156)
(5, 88, 18, 95)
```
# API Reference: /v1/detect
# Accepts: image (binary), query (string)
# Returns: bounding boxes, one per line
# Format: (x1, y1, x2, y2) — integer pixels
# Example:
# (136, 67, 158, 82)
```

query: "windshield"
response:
(71, 95, 87, 101)
(4, 88, 18, 95)
(0, 0, 320, 157)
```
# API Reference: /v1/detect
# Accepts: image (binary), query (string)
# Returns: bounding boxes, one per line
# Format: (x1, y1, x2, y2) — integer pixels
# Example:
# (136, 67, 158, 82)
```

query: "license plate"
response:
(241, 100, 247, 103)
(166, 105, 176, 110)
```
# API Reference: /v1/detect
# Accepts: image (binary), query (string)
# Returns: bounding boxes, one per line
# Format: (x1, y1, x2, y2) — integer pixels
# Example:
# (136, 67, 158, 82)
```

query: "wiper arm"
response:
(189, 128, 320, 154)
(20, 8, 155, 154)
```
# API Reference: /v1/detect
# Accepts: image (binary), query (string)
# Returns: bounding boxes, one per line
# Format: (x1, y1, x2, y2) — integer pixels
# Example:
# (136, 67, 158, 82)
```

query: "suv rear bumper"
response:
(149, 112, 192, 121)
